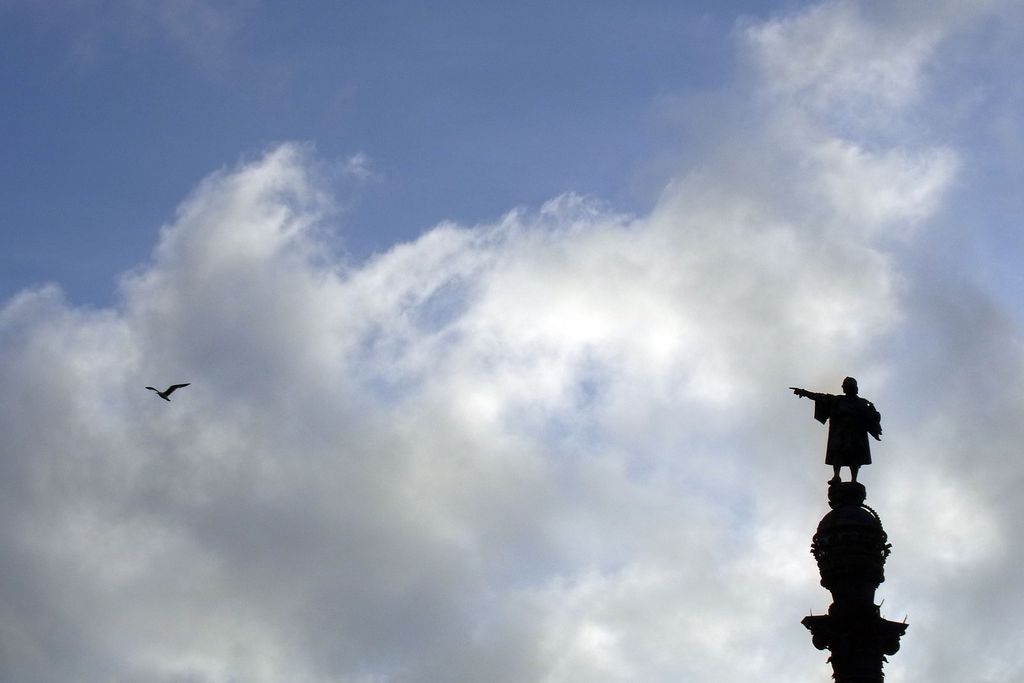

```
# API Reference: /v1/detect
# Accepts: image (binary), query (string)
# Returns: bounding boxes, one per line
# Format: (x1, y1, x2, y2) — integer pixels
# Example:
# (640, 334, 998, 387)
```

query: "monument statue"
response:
(790, 377, 881, 483)
(794, 376, 905, 682)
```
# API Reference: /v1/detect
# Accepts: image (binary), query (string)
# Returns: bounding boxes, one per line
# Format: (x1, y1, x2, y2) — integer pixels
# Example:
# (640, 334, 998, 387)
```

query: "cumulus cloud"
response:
(745, 0, 942, 124)
(2, 2, 1023, 682)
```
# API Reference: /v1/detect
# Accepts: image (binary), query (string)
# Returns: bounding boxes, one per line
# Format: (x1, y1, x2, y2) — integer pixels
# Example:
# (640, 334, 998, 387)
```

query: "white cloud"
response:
(744, 0, 942, 128)
(809, 138, 959, 237)
(2, 2, 1023, 682)
(343, 152, 382, 182)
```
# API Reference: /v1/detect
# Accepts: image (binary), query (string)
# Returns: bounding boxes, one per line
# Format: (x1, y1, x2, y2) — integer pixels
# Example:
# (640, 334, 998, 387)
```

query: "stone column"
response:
(802, 481, 908, 683)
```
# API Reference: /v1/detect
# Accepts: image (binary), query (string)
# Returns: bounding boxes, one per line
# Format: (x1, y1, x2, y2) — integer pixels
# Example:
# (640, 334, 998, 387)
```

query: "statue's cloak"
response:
(812, 394, 882, 466)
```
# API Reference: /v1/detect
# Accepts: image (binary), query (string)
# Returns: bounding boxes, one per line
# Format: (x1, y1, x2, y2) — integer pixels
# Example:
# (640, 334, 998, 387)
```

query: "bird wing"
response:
(165, 383, 191, 394)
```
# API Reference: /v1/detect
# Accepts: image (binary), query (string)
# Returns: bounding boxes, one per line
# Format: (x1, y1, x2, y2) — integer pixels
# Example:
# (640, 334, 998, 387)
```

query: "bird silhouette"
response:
(146, 383, 191, 401)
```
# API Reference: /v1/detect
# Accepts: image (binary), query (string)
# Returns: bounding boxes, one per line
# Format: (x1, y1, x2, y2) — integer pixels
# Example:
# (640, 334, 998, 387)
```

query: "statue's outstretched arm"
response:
(790, 387, 822, 400)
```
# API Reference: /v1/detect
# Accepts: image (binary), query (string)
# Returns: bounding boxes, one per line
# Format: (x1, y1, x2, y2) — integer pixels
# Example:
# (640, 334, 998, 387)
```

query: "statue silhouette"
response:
(790, 377, 881, 483)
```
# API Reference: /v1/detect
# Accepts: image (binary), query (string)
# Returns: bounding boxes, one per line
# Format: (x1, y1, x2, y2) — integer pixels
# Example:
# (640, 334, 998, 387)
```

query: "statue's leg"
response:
(830, 465, 841, 483)
(850, 465, 859, 483)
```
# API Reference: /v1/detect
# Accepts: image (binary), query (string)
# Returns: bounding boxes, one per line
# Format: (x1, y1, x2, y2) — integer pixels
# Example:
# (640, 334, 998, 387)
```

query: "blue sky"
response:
(2, 2, 1024, 682)
(2, 0, 781, 305)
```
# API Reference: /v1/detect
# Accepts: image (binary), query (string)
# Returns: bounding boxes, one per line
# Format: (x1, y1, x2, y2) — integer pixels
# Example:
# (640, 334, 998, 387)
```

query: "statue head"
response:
(842, 377, 859, 395)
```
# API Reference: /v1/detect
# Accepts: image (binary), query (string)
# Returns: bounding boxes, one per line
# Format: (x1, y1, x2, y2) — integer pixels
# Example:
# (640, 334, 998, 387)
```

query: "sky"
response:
(1, 1, 1023, 682)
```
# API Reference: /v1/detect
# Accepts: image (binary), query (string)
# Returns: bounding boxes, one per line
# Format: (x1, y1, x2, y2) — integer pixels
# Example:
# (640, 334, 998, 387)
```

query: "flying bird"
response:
(146, 383, 191, 401)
